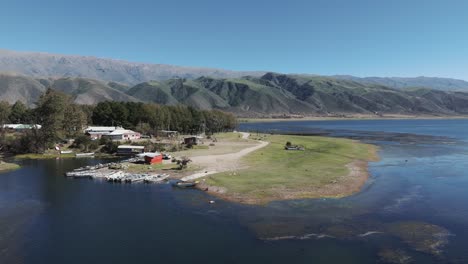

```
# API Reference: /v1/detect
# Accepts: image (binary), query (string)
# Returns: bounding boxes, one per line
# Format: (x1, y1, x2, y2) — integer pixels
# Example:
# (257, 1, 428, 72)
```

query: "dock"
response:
(65, 162, 170, 184)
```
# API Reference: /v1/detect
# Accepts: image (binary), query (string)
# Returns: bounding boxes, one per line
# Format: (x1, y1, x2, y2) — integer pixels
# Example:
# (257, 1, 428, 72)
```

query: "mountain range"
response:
(2, 49, 468, 117)
(2, 49, 468, 91)
(332, 75, 468, 91)
(2, 71, 468, 117)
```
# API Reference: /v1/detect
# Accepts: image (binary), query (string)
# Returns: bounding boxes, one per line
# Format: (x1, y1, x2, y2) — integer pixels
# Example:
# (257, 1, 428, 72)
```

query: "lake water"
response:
(2, 119, 468, 263)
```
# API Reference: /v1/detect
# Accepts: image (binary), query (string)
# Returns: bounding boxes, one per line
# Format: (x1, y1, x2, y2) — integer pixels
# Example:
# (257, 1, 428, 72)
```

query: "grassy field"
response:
(0, 161, 20, 173)
(204, 134, 378, 204)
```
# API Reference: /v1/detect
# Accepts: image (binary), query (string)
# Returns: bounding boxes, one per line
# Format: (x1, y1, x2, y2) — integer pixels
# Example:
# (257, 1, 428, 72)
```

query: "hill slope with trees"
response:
(2, 72, 468, 117)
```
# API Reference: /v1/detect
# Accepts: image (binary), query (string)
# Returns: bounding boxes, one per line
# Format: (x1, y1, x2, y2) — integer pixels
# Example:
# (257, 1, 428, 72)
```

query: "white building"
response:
(2, 124, 42, 130)
(103, 129, 141, 141)
(84, 126, 140, 141)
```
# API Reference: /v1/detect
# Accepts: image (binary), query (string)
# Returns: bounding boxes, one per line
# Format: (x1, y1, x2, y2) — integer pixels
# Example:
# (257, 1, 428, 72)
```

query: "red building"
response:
(143, 153, 163, 164)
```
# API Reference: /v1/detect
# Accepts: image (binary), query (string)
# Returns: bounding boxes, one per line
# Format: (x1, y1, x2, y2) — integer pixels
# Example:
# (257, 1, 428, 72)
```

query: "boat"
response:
(173, 180, 198, 188)
(75, 152, 95, 157)
(60, 150, 73, 154)
(144, 174, 170, 183)
(137, 152, 161, 158)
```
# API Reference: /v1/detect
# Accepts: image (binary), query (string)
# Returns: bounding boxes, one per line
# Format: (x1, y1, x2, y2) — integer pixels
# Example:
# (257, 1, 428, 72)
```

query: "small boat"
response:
(173, 180, 198, 188)
(144, 174, 170, 183)
(75, 152, 95, 157)
(60, 150, 73, 154)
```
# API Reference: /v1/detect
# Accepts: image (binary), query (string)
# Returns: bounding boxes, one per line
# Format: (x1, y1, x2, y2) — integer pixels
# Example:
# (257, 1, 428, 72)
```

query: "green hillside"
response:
(2, 72, 468, 117)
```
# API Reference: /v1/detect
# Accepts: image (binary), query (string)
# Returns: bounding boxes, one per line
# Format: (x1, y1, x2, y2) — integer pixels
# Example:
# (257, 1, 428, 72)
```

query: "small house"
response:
(117, 145, 145, 156)
(183, 136, 203, 145)
(160, 130, 179, 138)
(85, 126, 122, 140)
(143, 152, 163, 164)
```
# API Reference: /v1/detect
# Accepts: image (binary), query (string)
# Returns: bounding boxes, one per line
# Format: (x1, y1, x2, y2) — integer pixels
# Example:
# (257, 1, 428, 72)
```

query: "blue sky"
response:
(1, 0, 467, 79)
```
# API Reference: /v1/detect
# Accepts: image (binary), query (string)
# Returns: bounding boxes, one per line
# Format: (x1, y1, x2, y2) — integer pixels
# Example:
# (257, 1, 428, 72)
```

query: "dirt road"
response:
(181, 132, 268, 181)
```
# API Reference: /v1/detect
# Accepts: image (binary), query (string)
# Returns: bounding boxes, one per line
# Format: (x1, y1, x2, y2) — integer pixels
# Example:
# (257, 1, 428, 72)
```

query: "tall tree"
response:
(35, 89, 70, 149)
(63, 104, 87, 138)
(0, 101, 11, 125)
(8, 101, 27, 124)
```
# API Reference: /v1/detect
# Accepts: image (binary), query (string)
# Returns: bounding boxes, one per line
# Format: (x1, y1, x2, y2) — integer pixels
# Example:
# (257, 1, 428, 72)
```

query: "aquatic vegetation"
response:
(382, 185, 423, 214)
(386, 221, 451, 256)
(378, 248, 413, 264)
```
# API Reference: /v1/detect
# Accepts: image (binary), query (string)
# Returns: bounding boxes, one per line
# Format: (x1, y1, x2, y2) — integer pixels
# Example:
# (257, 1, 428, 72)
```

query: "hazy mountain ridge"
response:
(0, 74, 137, 106)
(333, 75, 468, 91)
(0, 49, 265, 85)
(3, 49, 468, 92)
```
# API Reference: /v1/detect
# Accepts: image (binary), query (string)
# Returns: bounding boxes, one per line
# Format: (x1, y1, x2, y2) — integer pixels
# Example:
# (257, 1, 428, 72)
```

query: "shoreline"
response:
(0, 161, 20, 173)
(239, 114, 468, 123)
(199, 154, 377, 205)
(14, 153, 116, 160)
(194, 134, 379, 205)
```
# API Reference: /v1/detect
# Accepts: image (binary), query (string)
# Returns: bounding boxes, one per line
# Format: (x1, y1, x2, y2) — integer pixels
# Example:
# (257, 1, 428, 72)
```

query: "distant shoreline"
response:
(239, 114, 468, 123)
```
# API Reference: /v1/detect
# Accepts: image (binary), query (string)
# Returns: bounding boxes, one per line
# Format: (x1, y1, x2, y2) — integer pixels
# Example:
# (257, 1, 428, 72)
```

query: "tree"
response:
(0, 101, 11, 125)
(8, 101, 27, 124)
(63, 104, 87, 138)
(135, 122, 152, 135)
(92, 102, 113, 126)
(73, 135, 92, 151)
(35, 89, 70, 150)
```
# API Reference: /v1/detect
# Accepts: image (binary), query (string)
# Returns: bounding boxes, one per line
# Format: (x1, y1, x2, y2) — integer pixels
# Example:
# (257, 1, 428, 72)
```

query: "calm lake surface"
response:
(2, 119, 468, 263)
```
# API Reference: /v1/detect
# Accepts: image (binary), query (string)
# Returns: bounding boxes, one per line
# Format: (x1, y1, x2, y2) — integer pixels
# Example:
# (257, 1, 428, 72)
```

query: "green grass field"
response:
(205, 134, 378, 204)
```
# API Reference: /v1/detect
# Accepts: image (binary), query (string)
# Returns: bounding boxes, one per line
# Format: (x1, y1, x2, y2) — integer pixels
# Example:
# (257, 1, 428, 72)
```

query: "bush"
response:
(102, 140, 119, 154)
(175, 156, 192, 170)
(89, 141, 100, 151)
(72, 135, 92, 150)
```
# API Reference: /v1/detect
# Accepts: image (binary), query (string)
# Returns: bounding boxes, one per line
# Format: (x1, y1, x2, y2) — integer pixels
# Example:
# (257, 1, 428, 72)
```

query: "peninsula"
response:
(186, 132, 378, 204)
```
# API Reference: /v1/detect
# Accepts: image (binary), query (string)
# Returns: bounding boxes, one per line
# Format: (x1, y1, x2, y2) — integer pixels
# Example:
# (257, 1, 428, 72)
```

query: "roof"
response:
(2, 124, 41, 129)
(86, 131, 107, 135)
(137, 152, 161, 158)
(108, 129, 139, 136)
(118, 145, 145, 149)
(85, 126, 122, 132)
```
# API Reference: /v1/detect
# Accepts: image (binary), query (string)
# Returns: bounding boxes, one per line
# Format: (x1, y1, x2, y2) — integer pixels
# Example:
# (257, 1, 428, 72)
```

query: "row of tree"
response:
(0, 89, 237, 153)
(91, 101, 237, 135)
